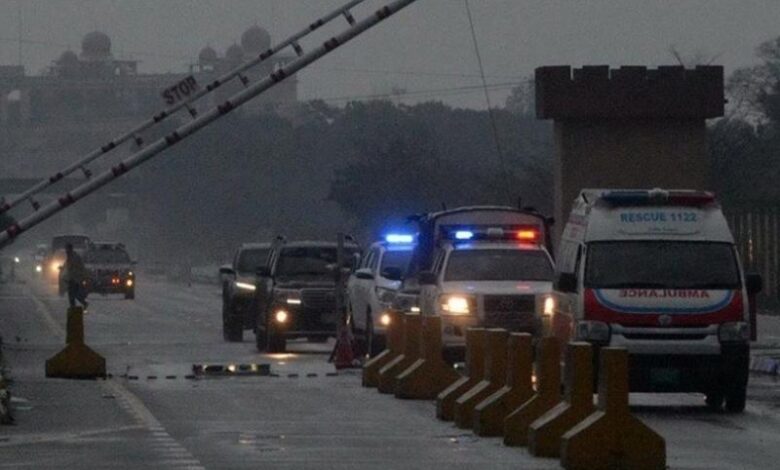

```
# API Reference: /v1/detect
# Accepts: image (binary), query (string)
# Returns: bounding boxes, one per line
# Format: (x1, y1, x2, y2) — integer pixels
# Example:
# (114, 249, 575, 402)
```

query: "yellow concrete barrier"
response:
(528, 342, 595, 457)
(436, 327, 486, 421)
(362, 310, 402, 388)
(395, 316, 460, 399)
(561, 347, 666, 470)
(453, 328, 508, 429)
(45, 307, 106, 379)
(473, 332, 534, 437)
(503, 336, 561, 447)
(377, 314, 421, 394)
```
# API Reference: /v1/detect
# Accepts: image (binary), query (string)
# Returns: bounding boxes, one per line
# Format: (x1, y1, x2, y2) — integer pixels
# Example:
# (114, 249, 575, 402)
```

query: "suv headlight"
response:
(576, 320, 610, 342)
(375, 287, 396, 305)
(719, 322, 749, 343)
(439, 294, 476, 315)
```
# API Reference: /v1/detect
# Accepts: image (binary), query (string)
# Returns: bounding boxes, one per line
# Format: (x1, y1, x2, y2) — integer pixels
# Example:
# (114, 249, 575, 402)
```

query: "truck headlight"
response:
(375, 287, 396, 305)
(543, 296, 555, 316)
(576, 321, 610, 342)
(275, 309, 289, 324)
(719, 322, 749, 343)
(380, 313, 391, 326)
(234, 281, 256, 292)
(440, 294, 475, 315)
(126, 279, 134, 287)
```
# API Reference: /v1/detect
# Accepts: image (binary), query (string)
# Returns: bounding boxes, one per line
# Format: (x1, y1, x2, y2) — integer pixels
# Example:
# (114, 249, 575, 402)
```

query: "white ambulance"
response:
(551, 189, 762, 412)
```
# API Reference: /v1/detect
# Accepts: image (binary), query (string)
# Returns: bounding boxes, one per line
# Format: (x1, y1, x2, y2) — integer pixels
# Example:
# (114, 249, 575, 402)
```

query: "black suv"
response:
(219, 242, 274, 342)
(254, 240, 360, 353)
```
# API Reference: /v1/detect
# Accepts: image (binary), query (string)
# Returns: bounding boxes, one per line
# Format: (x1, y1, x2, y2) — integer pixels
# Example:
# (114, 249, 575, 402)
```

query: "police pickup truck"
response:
(83, 242, 135, 299)
(392, 206, 555, 361)
(219, 242, 274, 342)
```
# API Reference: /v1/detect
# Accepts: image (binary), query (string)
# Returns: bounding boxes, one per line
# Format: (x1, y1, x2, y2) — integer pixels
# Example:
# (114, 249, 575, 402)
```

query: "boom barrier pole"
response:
(0, 0, 368, 216)
(0, 0, 419, 247)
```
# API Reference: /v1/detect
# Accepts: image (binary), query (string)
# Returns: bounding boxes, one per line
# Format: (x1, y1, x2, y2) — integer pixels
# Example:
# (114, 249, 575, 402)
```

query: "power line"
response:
(464, 0, 513, 203)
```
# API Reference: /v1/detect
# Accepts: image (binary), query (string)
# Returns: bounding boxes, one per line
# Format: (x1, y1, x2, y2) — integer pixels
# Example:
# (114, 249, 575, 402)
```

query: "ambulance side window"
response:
(556, 239, 580, 276)
(431, 248, 446, 274)
(573, 245, 583, 281)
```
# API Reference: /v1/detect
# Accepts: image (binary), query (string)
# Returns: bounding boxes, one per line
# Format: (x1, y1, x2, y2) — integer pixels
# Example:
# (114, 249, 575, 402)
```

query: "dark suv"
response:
(83, 242, 135, 299)
(219, 243, 273, 342)
(254, 240, 360, 353)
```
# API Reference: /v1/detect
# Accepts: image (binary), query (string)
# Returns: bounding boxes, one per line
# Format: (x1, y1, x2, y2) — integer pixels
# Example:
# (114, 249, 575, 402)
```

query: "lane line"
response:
(26, 287, 66, 340)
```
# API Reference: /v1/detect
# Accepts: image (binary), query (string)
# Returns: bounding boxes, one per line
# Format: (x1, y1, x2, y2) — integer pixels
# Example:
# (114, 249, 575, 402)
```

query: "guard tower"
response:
(534, 65, 725, 241)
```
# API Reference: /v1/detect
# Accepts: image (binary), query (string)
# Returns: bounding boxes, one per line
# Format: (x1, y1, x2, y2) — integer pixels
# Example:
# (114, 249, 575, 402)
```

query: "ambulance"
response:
(551, 189, 762, 412)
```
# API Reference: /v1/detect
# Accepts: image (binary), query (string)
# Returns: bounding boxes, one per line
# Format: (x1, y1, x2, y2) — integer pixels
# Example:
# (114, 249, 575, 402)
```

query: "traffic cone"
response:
(332, 324, 360, 369)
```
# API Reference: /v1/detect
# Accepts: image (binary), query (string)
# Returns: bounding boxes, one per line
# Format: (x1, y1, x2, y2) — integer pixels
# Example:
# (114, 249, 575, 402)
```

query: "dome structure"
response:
(241, 25, 271, 54)
(58, 50, 79, 65)
(81, 31, 112, 60)
(198, 45, 218, 64)
(225, 43, 244, 62)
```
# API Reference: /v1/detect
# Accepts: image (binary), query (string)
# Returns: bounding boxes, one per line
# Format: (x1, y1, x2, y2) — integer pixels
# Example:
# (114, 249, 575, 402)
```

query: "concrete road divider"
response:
(473, 333, 534, 437)
(436, 328, 486, 421)
(561, 347, 666, 470)
(363, 311, 403, 387)
(377, 314, 422, 394)
(454, 328, 508, 429)
(503, 336, 561, 447)
(528, 342, 595, 457)
(45, 307, 106, 379)
(395, 316, 460, 400)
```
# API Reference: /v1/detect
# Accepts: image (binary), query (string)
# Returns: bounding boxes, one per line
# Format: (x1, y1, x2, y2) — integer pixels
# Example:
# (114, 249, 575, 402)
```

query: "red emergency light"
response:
(516, 229, 539, 242)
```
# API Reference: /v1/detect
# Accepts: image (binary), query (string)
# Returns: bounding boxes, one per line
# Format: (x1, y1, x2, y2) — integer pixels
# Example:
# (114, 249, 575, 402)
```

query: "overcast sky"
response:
(1, 0, 778, 109)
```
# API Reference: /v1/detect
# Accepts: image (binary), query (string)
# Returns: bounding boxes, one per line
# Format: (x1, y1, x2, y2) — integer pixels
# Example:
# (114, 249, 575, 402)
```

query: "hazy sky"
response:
(1, 0, 778, 109)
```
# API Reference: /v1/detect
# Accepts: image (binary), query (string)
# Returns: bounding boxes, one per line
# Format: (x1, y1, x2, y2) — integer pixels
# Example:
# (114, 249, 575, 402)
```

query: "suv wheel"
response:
(366, 312, 385, 357)
(222, 299, 243, 342)
(725, 385, 747, 413)
(705, 391, 724, 411)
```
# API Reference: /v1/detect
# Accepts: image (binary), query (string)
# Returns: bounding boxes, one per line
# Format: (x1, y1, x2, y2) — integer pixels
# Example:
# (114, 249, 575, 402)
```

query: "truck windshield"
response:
(276, 246, 358, 279)
(585, 241, 740, 289)
(381, 249, 413, 272)
(444, 249, 554, 282)
(85, 249, 130, 264)
(237, 248, 270, 274)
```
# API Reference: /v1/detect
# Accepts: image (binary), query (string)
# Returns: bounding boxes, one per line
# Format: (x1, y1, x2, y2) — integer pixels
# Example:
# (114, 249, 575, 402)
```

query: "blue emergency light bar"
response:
(385, 234, 415, 244)
(454, 231, 474, 240)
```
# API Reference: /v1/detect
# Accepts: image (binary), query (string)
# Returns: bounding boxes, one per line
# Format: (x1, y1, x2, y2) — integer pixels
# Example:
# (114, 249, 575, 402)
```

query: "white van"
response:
(551, 189, 762, 412)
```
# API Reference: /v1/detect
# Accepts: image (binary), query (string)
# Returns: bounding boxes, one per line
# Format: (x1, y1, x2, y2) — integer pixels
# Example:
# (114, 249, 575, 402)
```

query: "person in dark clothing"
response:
(64, 243, 89, 310)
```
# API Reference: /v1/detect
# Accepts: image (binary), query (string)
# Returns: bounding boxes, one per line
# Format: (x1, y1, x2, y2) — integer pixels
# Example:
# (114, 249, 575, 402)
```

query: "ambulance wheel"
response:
(725, 386, 746, 413)
(705, 392, 724, 411)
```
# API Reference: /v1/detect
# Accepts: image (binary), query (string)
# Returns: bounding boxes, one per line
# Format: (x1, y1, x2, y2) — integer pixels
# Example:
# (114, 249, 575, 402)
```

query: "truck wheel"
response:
(222, 300, 243, 342)
(705, 392, 724, 411)
(725, 386, 747, 413)
(125, 289, 135, 300)
(268, 334, 286, 353)
(366, 315, 385, 357)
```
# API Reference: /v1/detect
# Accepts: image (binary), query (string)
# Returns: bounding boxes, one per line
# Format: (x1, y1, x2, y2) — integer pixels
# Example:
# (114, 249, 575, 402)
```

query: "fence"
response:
(725, 204, 780, 307)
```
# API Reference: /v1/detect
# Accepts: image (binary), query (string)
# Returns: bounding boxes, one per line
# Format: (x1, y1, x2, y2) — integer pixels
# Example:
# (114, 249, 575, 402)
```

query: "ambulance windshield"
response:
(585, 241, 740, 289)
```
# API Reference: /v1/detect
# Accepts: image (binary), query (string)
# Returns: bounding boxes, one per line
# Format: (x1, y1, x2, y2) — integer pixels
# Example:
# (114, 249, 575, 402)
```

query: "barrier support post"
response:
(453, 328, 508, 429)
(377, 314, 421, 394)
(503, 336, 561, 447)
(528, 342, 595, 457)
(363, 310, 402, 387)
(436, 328, 486, 421)
(394, 316, 460, 399)
(561, 347, 666, 470)
(473, 333, 534, 437)
(45, 307, 106, 379)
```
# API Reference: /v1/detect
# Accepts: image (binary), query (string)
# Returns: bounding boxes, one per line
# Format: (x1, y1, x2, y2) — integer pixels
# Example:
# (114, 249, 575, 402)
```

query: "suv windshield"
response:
(444, 249, 554, 282)
(237, 248, 270, 274)
(85, 248, 130, 264)
(381, 249, 413, 272)
(276, 246, 358, 280)
(585, 241, 740, 289)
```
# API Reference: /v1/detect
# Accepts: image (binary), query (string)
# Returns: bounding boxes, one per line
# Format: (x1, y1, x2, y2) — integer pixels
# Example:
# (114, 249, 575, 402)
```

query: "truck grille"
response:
(483, 295, 535, 313)
(302, 289, 336, 311)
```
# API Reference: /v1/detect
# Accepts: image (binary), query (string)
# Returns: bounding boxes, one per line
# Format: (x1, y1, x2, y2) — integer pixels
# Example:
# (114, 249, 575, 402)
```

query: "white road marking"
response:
(27, 287, 66, 339)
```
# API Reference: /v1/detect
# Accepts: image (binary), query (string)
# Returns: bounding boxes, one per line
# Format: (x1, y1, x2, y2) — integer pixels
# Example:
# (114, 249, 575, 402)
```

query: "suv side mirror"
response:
(381, 266, 403, 282)
(219, 264, 234, 276)
(419, 271, 438, 286)
(557, 272, 577, 293)
(355, 268, 373, 280)
(746, 273, 763, 295)
(255, 266, 271, 277)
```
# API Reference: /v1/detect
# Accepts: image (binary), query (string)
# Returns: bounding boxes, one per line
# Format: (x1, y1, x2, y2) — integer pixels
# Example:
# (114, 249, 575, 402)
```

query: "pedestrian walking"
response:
(63, 243, 89, 310)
